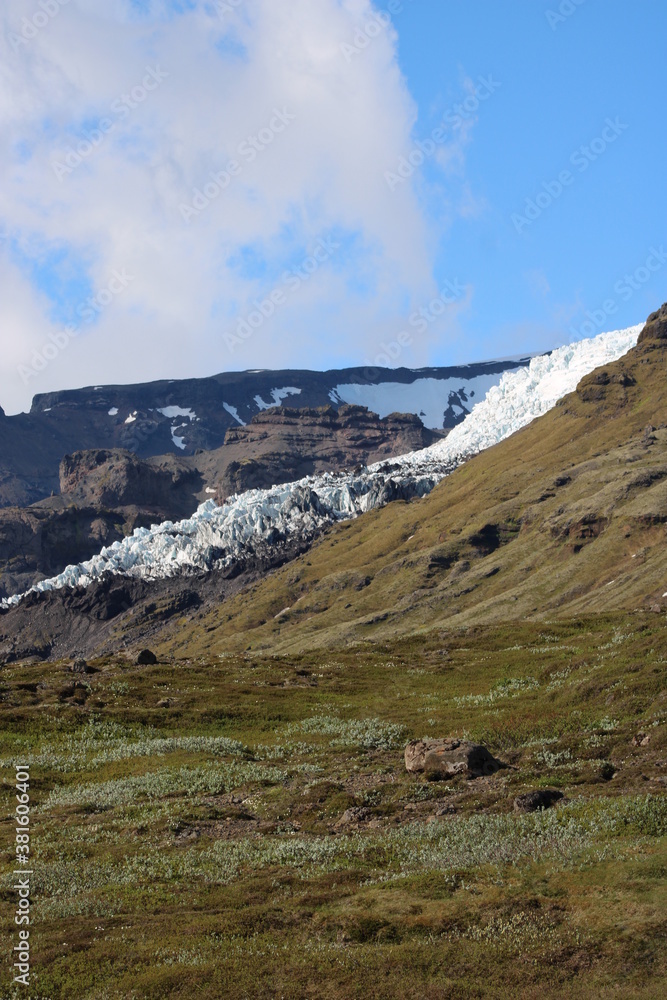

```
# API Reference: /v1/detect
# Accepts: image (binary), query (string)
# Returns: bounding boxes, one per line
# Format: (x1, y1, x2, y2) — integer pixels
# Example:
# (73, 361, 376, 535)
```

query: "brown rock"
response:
(211, 405, 444, 503)
(637, 302, 667, 344)
(60, 449, 199, 510)
(632, 733, 651, 747)
(404, 738, 502, 780)
(334, 806, 370, 829)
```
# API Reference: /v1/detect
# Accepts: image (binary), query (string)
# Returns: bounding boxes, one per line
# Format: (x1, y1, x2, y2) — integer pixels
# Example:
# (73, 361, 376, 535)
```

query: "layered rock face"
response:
(208, 405, 445, 501)
(0, 450, 203, 600)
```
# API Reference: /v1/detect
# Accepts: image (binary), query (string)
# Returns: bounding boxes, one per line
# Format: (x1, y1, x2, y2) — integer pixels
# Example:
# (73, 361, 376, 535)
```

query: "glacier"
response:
(0, 324, 642, 609)
(394, 325, 644, 468)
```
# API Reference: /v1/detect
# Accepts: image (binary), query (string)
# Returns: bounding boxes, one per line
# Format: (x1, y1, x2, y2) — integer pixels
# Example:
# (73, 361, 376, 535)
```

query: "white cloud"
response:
(0, 0, 468, 413)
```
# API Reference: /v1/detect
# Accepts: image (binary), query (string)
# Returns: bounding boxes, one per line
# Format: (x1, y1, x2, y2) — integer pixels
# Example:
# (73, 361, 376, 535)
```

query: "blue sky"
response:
(393, 0, 667, 359)
(0, 0, 665, 412)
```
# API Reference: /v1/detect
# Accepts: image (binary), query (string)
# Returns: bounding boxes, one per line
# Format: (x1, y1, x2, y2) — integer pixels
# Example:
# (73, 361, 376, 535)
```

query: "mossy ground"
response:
(1, 613, 665, 998)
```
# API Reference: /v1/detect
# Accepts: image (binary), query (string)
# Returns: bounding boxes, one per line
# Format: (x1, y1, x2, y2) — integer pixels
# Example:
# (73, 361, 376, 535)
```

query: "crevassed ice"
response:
(386, 324, 643, 469)
(0, 325, 642, 608)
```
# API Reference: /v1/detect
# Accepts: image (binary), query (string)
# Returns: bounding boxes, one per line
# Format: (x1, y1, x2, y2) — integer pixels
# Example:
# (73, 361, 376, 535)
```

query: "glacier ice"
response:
(391, 325, 643, 468)
(0, 324, 642, 608)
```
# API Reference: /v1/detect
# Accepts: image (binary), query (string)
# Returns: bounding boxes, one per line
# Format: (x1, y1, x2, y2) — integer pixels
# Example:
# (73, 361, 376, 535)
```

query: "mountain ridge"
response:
(0, 359, 533, 507)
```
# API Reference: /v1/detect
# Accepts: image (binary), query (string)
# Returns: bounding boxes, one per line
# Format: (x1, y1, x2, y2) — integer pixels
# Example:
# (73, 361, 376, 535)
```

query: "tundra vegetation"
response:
(0, 614, 665, 998)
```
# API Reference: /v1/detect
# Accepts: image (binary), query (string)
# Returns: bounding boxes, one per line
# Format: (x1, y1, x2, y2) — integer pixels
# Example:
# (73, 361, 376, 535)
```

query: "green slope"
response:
(160, 306, 667, 658)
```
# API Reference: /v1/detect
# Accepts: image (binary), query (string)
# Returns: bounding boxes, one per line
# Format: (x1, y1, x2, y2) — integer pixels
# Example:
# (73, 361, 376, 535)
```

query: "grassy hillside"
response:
(0, 614, 665, 998)
(158, 317, 667, 659)
(2, 310, 666, 998)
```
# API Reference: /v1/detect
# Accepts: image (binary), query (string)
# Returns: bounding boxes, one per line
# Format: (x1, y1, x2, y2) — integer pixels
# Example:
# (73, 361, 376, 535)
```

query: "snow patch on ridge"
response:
(0, 325, 642, 609)
(223, 402, 246, 426)
(154, 407, 197, 450)
(156, 406, 196, 421)
(332, 375, 508, 429)
(253, 387, 302, 410)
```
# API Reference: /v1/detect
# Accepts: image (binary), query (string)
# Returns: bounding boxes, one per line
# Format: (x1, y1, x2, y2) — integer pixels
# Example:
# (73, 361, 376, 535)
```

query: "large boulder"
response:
(136, 648, 158, 665)
(404, 738, 502, 780)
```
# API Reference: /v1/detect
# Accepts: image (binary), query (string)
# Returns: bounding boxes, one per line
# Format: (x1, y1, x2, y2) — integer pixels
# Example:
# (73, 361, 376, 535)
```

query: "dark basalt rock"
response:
(513, 789, 564, 813)
(136, 649, 158, 665)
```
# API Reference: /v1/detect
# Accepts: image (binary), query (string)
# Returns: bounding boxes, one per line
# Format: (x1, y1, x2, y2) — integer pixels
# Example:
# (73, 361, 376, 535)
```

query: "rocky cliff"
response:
(206, 404, 444, 501)
(0, 449, 204, 600)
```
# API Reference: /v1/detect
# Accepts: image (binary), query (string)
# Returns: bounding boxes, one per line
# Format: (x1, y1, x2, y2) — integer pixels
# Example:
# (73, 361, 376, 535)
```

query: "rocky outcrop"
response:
(404, 738, 502, 779)
(576, 368, 637, 403)
(0, 450, 204, 599)
(637, 302, 667, 344)
(209, 405, 445, 502)
(60, 449, 200, 511)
